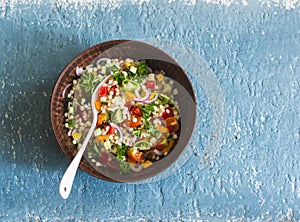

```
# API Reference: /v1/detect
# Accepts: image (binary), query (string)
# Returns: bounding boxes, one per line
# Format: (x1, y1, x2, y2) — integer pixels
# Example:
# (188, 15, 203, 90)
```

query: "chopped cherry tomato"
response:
(162, 107, 174, 119)
(152, 136, 168, 151)
(145, 80, 156, 91)
(107, 125, 115, 134)
(165, 117, 179, 133)
(127, 115, 142, 128)
(109, 85, 117, 96)
(127, 149, 144, 162)
(131, 106, 143, 116)
(99, 86, 108, 97)
(103, 124, 115, 134)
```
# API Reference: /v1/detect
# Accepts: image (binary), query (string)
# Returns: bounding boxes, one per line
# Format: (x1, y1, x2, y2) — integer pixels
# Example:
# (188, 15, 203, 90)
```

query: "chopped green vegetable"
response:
(132, 129, 142, 137)
(116, 144, 128, 160)
(122, 79, 140, 91)
(112, 72, 125, 85)
(140, 103, 156, 119)
(158, 93, 170, 104)
(68, 119, 75, 128)
(80, 72, 102, 94)
(111, 109, 124, 123)
(133, 140, 151, 151)
(136, 60, 149, 76)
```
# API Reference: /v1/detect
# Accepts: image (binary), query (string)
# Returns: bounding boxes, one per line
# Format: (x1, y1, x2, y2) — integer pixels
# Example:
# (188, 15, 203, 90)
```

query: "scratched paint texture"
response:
(0, 0, 299, 221)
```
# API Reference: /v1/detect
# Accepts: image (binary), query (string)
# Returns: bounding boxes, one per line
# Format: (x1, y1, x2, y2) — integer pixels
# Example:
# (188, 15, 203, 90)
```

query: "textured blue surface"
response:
(0, 1, 299, 221)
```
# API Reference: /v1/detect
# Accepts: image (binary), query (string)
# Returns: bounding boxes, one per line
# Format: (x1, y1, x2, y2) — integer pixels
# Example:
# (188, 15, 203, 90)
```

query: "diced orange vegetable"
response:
(127, 157, 137, 165)
(141, 160, 153, 169)
(94, 100, 102, 111)
(127, 115, 142, 128)
(163, 138, 175, 154)
(94, 135, 110, 143)
(155, 125, 169, 134)
(97, 113, 108, 127)
(124, 61, 134, 69)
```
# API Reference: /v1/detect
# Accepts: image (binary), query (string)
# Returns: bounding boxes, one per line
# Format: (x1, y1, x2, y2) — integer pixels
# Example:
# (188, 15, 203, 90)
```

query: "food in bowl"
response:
(64, 58, 181, 173)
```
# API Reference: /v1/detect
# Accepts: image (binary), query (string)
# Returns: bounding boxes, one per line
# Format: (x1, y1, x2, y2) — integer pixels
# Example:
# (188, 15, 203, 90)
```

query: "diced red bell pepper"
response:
(99, 86, 108, 97)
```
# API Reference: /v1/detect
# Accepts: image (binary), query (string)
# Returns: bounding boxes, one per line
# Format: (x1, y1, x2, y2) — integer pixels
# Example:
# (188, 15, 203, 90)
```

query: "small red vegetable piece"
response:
(99, 86, 108, 97)
(165, 117, 179, 133)
(162, 107, 174, 119)
(109, 85, 117, 96)
(126, 149, 144, 162)
(107, 125, 115, 134)
(145, 80, 156, 91)
(131, 106, 143, 117)
(127, 115, 142, 128)
(104, 124, 115, 135)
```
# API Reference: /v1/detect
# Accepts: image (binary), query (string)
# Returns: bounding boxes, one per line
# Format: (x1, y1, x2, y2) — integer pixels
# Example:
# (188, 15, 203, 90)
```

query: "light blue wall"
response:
(0, 1, 299, 221)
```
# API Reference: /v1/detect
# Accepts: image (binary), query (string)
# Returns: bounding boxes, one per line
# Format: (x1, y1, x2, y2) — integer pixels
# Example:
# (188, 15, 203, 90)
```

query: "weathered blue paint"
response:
(0, 1, 299, 221)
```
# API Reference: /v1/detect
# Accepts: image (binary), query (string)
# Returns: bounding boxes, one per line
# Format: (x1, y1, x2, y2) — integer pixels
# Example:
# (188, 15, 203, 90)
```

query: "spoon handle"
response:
(59, 123, 95, 199)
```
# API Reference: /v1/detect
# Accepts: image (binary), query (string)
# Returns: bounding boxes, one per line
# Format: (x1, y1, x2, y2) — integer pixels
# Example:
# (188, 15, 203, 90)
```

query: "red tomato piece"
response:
(109, 85, 117, 96)
(145, 80, 156, 91)
(162, 107, 174, 119)
(165, 117, 179, 133)
(131, 106, 143, 117)
(127, 149, 144, 162)
(108, 125, 115, 134)
(104, 124, 115, 135)
(99, 86, 108, 97)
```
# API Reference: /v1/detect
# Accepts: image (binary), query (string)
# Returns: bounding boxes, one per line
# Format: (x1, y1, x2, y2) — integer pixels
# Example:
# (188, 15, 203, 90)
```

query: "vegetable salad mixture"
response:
(64, 58, 180, 173)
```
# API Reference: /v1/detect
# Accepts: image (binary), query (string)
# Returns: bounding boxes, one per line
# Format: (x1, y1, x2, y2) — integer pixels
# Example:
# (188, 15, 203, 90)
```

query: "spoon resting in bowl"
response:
(59, 75, 111, 199)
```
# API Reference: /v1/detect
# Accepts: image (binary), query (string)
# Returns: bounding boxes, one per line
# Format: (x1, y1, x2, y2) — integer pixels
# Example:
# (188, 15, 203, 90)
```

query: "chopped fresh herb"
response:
(116, 144, 128, 160)
(80, 72, 102, 94)
(140, 103, 156, 119)
(68, 119, 75, 128)
(136, 60, 149, 76)
(112, 72, 125, 85)
(106, 65, 119, 74)
(132, 129, 142, 137)
(144, 121, 161, 138)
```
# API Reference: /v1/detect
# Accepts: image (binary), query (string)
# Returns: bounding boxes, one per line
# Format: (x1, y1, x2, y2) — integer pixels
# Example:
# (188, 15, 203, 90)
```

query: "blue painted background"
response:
(0, 0, 299, 221)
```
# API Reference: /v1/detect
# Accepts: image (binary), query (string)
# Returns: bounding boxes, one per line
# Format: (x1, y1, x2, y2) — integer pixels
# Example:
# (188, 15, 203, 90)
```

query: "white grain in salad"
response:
(64, 58, 181, 173)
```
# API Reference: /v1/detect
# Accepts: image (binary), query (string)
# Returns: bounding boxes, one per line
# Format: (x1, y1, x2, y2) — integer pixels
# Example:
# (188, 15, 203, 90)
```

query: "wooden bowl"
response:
(50, 40, 196, 182)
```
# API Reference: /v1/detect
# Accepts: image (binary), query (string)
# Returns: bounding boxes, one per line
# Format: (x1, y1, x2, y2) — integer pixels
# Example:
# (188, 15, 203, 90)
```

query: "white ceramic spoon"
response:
(59, 75, 111, 199)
